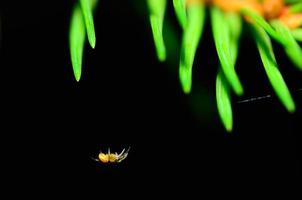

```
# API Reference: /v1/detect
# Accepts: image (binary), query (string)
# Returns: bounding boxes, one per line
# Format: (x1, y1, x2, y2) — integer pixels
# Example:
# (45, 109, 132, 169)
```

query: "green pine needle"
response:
(215, 12, 242, 132)
(241, 8, 288, 46)
(147, 0, 167, 62)
(147, 0, 166, 16)
(69, 0, 98, 81)
(80, 0, 97, 48)
(289, 2, 302, 13)
(173, 0, 187, 30)
(226, 12, 242, 65)
(227, 13, 242, 41)
(291, 28, 302, 41)
(251, 25, 296, 113)
(69, 4, 86, 82)
(211, 7, 243, 96)
(285, 0, 301, 4)
(179, 63, 192, 93)
(216, 71, 233, 132)
(271, 20, 302, 70)
(179, 3, 205, 94)
(150, 16, 167, 61)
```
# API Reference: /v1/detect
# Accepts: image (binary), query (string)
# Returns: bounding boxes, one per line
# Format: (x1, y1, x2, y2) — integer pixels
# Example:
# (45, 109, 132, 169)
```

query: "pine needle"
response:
(147, 0, 167, 61)
(251, 24, 296, 113)
(69, 0, 98, 81)
(179, 3, 205, 94)
(80, 0, 97, 48)
(291, 28, 302, 41)
(69, 4, 86, 82)
(216, 71, 233, 132)
(173, 0, 187, 30)
(241, 8, 288, 46)
(211, 7, 243, 96)
(285, 0, 301, 4)
(271, 20, 302, 70)
(289, 2, 302, 13)
(216, 12, 242, 132)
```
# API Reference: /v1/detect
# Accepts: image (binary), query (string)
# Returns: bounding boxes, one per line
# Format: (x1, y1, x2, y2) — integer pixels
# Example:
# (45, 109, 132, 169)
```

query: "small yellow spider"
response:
(92, 147, 130, 163)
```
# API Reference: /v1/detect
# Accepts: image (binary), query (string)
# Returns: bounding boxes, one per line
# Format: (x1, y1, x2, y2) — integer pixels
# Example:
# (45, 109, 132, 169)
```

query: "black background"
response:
(1, 0, 301, 197)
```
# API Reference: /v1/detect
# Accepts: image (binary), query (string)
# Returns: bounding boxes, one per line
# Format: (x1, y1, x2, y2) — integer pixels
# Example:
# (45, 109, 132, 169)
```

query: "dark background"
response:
(1, 0, 301, 196)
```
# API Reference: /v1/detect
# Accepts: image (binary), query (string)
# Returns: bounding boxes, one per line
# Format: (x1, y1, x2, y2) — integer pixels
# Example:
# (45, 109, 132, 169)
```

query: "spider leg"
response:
(125, 146, 131, 154)
(117, 148, 126, 157)
(91, 157, 99, 162)
(117, 147, 131, 162)
(117, 154, 128, 162)
(118, 146, 131, 157)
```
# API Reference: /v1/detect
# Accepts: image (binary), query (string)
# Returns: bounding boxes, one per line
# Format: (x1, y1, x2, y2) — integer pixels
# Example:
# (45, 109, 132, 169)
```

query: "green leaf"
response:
(173, 0, 187, 30)
(251, 24, 296, 113)
(271, 20, 302, 70)
(147, 0, 167, 61)
(79, 0, 97, 48)
(179, 3, 205, 94)
(241, 8, 288, 46)
(69, 4, 86, 82)
(216, 71, 233, 132)
(211, 7, 243, 96)
(291, 28, 302, 42)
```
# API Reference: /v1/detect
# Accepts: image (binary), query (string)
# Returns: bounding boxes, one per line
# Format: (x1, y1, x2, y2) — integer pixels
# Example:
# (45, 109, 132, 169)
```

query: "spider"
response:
(92, 147, 131, 163)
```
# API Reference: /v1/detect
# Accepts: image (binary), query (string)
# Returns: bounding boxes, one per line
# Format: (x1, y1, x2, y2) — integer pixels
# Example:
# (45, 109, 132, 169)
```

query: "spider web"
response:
(237, 88, 302, 104)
